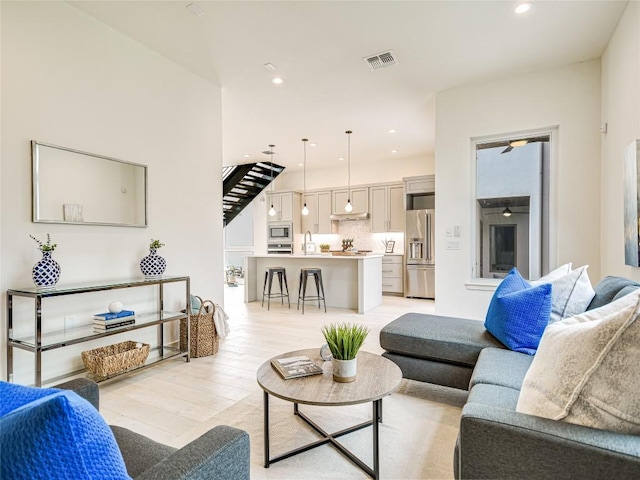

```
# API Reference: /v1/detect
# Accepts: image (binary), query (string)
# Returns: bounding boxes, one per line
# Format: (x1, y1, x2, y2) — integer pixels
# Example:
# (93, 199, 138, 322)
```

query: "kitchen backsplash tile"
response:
(307, 220, 404, 254)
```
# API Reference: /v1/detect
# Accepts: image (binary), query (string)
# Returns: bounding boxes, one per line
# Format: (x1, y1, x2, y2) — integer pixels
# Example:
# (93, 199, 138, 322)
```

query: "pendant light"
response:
(267, 144, 276, 217)
(301, 138, 309, 216)
(502, 201, 512, 217)
(344, 130, 353, 212)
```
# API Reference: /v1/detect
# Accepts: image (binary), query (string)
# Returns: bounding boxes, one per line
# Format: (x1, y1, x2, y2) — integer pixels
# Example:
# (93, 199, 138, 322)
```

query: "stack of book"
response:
(93, 310, 136, 331)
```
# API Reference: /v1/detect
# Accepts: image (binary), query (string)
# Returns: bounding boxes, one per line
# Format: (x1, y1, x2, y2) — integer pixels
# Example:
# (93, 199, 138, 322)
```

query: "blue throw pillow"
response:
(0, 381, 60, 416)
(484, 268, 552, 355)
(0, 384, 130, 480)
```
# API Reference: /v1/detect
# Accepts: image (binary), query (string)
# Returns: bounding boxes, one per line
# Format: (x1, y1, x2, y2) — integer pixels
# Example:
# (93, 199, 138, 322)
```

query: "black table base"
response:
(263, 391, 383, 479)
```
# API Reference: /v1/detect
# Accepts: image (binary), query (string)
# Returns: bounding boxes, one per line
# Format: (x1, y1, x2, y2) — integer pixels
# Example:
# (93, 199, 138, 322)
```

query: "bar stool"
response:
(262, 267, 290, 311)
(297, 268, 327, 314)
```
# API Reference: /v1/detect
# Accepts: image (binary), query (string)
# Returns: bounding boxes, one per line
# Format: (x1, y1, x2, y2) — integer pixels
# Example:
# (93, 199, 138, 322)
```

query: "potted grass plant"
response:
(321, 322, 370, 383)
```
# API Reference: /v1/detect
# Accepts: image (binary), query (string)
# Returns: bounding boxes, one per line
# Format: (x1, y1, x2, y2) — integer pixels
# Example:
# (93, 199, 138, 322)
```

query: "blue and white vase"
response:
(32, 251, 61, 288)
(140, 248, 166, 278)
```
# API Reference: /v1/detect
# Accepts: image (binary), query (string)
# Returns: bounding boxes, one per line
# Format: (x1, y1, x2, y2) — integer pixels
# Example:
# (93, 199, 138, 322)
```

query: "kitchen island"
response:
(244, 254, 383, 314)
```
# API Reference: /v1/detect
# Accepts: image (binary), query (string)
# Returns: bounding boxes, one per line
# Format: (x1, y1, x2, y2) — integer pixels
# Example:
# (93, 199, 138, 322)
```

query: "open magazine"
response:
(271, 355, 323, 379)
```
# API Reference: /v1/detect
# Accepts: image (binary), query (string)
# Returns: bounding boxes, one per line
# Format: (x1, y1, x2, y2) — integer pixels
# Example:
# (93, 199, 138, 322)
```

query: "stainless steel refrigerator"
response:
(405, 209, 435, 299)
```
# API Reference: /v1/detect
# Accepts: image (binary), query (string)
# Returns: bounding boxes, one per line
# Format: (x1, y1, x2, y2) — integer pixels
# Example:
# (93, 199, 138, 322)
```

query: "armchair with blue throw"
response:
(0, 378, 250, 480)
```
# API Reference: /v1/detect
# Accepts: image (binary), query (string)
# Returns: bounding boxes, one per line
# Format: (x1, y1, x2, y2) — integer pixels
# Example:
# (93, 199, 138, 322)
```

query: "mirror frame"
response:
(32, 140, 148, 227)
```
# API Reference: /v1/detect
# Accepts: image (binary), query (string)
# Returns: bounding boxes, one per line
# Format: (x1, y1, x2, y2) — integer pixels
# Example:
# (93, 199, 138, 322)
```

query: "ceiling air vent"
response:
(364, 50, 398, 71)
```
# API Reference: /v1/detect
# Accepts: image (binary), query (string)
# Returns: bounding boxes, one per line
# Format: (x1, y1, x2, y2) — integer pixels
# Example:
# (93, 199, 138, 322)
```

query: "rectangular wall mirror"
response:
(32, 141, 148, 227)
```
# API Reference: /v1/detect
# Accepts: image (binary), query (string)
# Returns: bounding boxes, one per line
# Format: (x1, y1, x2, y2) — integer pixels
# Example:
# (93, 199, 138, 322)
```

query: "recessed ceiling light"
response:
(391, 149, 398, 153)
(388, 129, 396, 134)
(272, 77, 284, 85)
(298, 163, 303, 166)
(186, 3, 205, 16)
(514, 3, 531, 14)
(339, 157, 345, 161)
(310, 143, 317, 147)
(243, 154, 250, 158)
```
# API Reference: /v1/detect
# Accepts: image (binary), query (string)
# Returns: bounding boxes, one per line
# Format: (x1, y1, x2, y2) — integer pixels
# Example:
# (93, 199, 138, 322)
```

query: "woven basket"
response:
(180, 296, 219, 358)
(81, 341, 150, 378)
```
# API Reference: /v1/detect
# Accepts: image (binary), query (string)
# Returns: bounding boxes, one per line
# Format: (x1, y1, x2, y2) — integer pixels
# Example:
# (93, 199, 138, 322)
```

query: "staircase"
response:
(223, 162, 285, 226)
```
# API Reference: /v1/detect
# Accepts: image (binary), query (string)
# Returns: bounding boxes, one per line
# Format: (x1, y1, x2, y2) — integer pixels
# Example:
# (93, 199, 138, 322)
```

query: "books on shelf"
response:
(271, 355, 323, 380)
(93, 319, 135, 331)
(93, 310, 135, 321)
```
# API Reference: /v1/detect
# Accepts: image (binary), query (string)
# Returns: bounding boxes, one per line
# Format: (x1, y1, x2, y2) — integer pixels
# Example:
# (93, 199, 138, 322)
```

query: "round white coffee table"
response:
(257, 348, 402, 479)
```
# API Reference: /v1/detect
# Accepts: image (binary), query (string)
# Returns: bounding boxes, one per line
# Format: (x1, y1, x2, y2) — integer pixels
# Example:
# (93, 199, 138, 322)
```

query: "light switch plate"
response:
(446, 240, 461, 250)
(305, 243, 316, 253)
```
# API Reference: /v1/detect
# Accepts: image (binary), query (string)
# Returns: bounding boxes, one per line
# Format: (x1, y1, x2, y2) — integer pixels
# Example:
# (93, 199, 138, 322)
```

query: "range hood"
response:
(329, 212, 370, 221)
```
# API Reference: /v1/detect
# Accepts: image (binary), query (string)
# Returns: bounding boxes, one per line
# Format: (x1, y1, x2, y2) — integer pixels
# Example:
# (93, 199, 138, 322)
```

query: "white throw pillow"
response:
(516, 289, 640, 434)
(531, 265, 595, 324)
(533, 263, 572, 283)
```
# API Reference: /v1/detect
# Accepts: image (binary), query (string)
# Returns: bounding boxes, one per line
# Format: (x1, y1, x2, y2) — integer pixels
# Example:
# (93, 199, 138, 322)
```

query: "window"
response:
(473, 132, 551, 281)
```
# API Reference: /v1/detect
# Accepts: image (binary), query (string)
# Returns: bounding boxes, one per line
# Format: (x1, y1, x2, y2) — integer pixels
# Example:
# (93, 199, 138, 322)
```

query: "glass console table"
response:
(6, 275, 190, 386)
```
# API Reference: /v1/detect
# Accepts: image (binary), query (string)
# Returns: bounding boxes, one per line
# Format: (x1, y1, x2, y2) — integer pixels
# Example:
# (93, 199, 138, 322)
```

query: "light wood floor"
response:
(99, 285, 437, 449)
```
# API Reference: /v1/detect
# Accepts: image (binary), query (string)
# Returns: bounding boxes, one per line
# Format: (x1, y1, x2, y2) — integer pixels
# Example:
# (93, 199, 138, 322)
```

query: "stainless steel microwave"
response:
(268, 223, 293, 242)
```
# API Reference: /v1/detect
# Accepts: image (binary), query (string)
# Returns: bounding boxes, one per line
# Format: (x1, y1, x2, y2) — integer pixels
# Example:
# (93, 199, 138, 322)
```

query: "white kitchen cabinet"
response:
(301, 190, 333, 234)
(370, 183, 405, 232)
(301, 193, 316, 233)
(267, 191, 300, 222)
(382, 255, 403, 294)
(332, 187, 368, 214)
(404, 175, 435, 194)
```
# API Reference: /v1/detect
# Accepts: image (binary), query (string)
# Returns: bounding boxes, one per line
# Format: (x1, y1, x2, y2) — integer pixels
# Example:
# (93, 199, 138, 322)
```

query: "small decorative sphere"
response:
(108, 301, 123, 314)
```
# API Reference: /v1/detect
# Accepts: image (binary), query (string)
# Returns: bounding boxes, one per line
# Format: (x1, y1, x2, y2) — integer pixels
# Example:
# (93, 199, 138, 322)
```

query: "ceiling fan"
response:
(500, 135, 550, 154)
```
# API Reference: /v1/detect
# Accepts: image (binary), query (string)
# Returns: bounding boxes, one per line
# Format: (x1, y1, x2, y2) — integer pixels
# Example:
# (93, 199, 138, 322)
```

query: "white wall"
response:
(435, 60, 602, 319)
(1, 1, 223, 382)
(601, 1, 640, 280)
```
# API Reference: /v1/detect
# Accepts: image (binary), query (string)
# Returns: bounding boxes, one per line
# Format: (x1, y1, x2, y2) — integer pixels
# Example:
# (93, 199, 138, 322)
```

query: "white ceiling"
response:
(68, 1, 627, 172)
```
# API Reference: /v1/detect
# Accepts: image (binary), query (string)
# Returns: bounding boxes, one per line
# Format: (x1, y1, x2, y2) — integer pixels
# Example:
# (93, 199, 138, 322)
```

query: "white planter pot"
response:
(332, 357, 357, 383)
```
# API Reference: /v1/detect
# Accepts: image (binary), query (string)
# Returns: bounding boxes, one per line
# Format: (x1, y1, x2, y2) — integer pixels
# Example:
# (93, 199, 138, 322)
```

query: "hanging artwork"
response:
(623, 140, 640, 267)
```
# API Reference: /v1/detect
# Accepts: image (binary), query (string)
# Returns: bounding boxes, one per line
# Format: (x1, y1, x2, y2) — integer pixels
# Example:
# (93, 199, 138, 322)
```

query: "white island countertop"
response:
(244, 254, 383, 313)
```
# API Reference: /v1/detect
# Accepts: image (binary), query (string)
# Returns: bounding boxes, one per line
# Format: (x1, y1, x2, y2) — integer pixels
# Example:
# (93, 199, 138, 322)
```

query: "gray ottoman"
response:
(380, 313, 504, 389)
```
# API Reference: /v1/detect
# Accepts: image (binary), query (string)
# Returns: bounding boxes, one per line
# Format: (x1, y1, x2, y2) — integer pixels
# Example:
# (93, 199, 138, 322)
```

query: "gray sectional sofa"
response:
(380, 276, 640, 479)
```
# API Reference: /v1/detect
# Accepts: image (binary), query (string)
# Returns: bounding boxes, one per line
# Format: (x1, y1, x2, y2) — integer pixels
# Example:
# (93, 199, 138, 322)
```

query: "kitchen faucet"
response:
(304, 230, 312, 255)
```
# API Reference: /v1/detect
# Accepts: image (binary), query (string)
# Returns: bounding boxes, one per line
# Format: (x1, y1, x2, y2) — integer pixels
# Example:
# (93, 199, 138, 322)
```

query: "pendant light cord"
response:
(302, 139, 307, 195)
(346, 130, 352, 200)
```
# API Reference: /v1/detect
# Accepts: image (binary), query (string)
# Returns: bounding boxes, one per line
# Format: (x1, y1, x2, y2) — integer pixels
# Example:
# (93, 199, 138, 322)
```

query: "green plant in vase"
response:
(30, 233, 57, 252)
(321, 322, 370, 382)
(141, 238, 167, 277)
(29, 234, 61, 288)
(149, 239, 165, 250)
